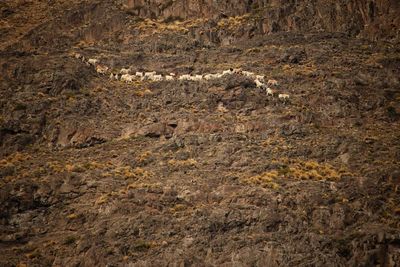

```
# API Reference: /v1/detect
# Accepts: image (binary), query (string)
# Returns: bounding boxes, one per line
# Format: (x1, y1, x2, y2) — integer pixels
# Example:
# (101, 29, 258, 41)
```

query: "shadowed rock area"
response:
(125, 0, 400, 41)
(0, 0, 399, 266)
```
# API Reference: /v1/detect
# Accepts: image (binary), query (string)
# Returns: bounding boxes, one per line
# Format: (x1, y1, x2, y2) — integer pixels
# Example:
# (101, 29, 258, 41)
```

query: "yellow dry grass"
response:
(64, 161, 108, 173)
(134, 88, 153, 97)
(126, 182, 161, 190)
(136, 151, 153, 163)
(0, 152, 31, 167)
(285, 160, 346, 180)
(241, 158, 353, 189)
(217, 15, 250, 30)
(241, 171, 280, 189)
(95, 194, 109, 205)
(136, 18, 191, 34)
(113, 166, 153, 180)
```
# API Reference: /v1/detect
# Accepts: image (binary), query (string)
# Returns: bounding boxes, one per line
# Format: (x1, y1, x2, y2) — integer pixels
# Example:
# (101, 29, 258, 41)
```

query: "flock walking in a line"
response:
(74, 53, 290, 102)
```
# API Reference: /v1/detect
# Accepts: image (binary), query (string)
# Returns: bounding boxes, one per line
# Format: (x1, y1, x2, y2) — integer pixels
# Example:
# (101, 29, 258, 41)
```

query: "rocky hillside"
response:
(125, 0, 400, 41)
(0, 0, 399, 266)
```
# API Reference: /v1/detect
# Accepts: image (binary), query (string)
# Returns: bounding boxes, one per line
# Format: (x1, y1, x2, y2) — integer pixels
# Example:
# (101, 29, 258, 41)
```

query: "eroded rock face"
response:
(124, 0, 252, 19)
(124, 0, 400, 40)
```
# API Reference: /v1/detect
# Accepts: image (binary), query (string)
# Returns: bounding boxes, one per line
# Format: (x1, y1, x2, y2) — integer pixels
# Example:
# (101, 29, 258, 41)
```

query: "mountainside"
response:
(125, 0, 400, 41)
(0, 0, 399, 266)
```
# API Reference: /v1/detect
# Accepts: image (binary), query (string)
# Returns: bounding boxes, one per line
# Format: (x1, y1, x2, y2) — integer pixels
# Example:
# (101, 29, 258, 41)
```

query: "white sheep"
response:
(109, 73, 114, 80)
(268, 79, 279, 86)
(255, 79, 265, 89)
(150, 74, 163, 81)
(121, 74, 134, 82)
(233, 68, 242, 74)
(187, 75, 202, 81)
(144, 71, 156, 77)
(120, 68, 131, 74)
(169, 73, 176, 77)
(165, 75, 174, 81)
(135, 72, 143, 77)
(266, 87, 276, 96)
(256, 75, 265, 81)
(140, 73, 152, 81)
(178, 74, 191, 81)
(145, 73, 159, 80)
(96, 65, 108, 75)
(222, 69, 233, 75)
(278, 94, 290, 102)
(242, 71, 255, 77)
(88, 58, 98, 66)
(204, 74, 214, 80)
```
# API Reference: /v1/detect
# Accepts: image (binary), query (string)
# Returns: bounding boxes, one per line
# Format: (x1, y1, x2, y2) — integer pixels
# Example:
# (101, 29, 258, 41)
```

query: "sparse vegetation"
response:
(135, 151, 153, 164)
(0, 152, 31, 167)
(110, 166, 153, 180)
(242, 159, 352, 188)
(25, 250, 40, 259)
(241, 171, 280, 189)
(95, 194, 109, 205)
(134, 88, 153, 97)
(47, 161, 65, 173)
(126, 182, 161, 190)
(65, 164, 86, 173)
(217, 15, 250, 30)
(136, 18, 190, 34)
(170, 203, 188, 213)
(132, 240, 152, 252)
(66, 213, 78, 219)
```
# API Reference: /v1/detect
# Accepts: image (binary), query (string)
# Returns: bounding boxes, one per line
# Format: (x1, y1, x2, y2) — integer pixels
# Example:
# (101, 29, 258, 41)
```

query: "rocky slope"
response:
(125, 0, 400, 41)
(0, 0, 399, 266)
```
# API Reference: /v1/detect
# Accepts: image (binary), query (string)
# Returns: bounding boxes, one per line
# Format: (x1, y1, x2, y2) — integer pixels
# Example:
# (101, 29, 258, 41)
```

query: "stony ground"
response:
(0, 1, 400, 266)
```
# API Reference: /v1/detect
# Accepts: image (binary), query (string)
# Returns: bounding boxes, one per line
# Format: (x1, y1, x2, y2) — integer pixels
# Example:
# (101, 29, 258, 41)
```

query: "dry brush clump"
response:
(126, 182, 161, 191)
(241, 171, 280, 189)
(95, 194, 110, 205)
(280, 159, 345, 181)
(60, 161, 110, 174)
(241, 159, 354, 188)
(135, 18, 190, 35)
(95, 189, 126, 205)
(0, 152, 31, 167)
(134, 88, 153, 97)
(217, 15, 250, 30)
(167, 158, 199, 172)
(135, 151, 154, 165)
(111, 166, 153, 180)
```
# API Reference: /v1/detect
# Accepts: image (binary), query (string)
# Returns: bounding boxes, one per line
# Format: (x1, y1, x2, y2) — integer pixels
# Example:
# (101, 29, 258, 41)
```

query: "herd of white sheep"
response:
(73, 53, 290, 102)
